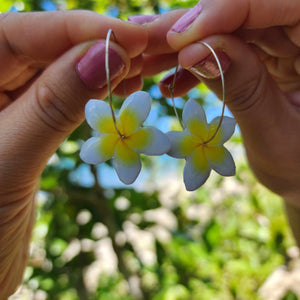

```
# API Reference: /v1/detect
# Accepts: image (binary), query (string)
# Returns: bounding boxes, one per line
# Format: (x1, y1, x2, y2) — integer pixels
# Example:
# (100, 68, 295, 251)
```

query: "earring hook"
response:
(105, 29, 123, 138)
(200, 41, 226, 145)
(168, 41, 226, 145)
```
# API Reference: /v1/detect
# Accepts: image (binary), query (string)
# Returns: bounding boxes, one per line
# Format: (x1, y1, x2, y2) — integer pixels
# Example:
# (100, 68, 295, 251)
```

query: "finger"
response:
(158, 68, 200, 97)
(113, 75, 143, 97)
(0, 11, 147, 59)
(264, 56, 300, 91)
(237, 27, 300, 58)
(276, 78, 300, 94)
(126, 55, 143, 79)
(178, 35, 300, 194)
(129, 9, 187, 55)
(167, 0, 300, 50)
(246, 44, 300, 93)
(0, 40, 130, 185)
(0, 11, 147, 90)
(142, 53, 178, 77)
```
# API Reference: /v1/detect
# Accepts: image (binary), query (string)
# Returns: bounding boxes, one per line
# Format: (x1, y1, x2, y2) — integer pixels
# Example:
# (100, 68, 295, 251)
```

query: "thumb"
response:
(1, 40, 130, 183)
(178, 35, 286, 127)
(178, 34, 299, 192)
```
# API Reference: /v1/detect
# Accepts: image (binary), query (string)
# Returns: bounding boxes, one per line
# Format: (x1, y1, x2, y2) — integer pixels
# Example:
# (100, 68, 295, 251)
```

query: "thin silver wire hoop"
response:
(105, 29, 123, 138)
(167, 41, 227, 145)
(199, 41, 226, 145)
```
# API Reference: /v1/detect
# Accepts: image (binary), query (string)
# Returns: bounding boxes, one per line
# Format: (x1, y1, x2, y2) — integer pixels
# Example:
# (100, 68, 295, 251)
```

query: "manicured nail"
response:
(294, 56, 300, 75)
(189, 51, 231, 79)
(76, 42, 125, 90)
(128, 14, 160, 25)
(160, 68, 187, 86)
(286, 91, 300, 107)
(170, 2, 202, 33)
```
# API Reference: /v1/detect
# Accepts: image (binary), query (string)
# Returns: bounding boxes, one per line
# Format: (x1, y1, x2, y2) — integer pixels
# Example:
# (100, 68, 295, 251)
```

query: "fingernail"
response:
(294, 56, 300, 75)
(170, 2, 202, 33)
(189, 51, 231, 79)
(286, 91, 300, 107)
(160, 68, 186, 86)
(76, 42, 125, 90)
(128, 14, 160, 25)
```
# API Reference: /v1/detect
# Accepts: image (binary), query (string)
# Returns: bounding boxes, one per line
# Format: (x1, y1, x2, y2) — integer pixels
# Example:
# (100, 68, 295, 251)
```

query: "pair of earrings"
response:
(79, 30, 236, 191)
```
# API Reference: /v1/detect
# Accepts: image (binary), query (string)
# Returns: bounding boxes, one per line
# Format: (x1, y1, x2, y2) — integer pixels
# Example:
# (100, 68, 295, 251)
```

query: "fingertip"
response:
(126, 54, 143, 79)
(74, 13, 148, 58)
(113, 75, 143, 97)
(158, 68, 200, 97)
(121, 21, 149, 57)
(166, 31, 189, 51)
(142, 53, 178, 77)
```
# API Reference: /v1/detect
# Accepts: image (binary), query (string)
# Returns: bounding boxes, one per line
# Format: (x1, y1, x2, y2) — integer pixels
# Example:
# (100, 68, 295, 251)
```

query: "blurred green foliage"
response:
(2, 0, 298, 299)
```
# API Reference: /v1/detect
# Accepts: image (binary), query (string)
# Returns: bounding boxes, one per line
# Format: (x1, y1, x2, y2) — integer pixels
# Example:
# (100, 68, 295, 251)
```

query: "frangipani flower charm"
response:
(80, 91, 170, 184)
(167, 98, 236, 191)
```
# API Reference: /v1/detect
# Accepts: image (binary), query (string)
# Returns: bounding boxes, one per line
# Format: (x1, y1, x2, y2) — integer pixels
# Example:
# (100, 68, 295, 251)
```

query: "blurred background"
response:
(2, 0, 300, 299)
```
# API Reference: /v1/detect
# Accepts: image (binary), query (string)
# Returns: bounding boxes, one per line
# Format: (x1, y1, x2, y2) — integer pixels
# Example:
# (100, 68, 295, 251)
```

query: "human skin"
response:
(2, 2, 300, 297)
(0, 11, 147, 298)
(131, 0, 300, 244)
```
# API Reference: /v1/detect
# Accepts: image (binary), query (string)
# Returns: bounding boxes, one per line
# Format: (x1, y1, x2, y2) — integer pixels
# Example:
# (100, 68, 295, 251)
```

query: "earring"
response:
(166, 42, 236, 191)
(79, 29, 170, 185)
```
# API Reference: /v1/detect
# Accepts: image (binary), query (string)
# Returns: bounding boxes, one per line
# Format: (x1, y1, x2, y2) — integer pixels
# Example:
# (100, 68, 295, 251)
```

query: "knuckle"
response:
(33, 80, 76, 133)
(227, 66, 269, 114)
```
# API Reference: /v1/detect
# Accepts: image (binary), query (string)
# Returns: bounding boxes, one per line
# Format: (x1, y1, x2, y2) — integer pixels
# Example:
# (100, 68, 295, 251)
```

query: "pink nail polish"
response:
(160, 68, 186, 86)
(189, 51, 231, 79)
(171, 2, 202, 33)
(76, 42, 125, 90)
(286, 91, 300, 107)
(128, 14, 160, 25)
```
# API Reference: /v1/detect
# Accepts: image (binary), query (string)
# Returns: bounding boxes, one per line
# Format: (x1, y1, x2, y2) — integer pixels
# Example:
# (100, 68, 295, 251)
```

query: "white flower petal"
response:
(85, 99, 114, 133)
(119, 91, 151, 123)
(127, 127, 170, 155)
(183, 149, 211, 191)
(207, 116, 236, 146)
(118, 91, 151, 135)
(113, 157, 142, 185)
(166, 129, 197, 158)
(80, 136, 114, 165)
(182, 98, 208, 130)
(206, 146, 236, 176)
(113, 141, 142, 184)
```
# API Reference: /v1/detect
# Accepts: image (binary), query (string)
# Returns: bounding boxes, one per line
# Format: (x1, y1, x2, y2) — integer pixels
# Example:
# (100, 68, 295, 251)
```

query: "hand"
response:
(166, 0, 300, 95)
(0, 11, 147, 297)
(131, 1, 300, 207)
